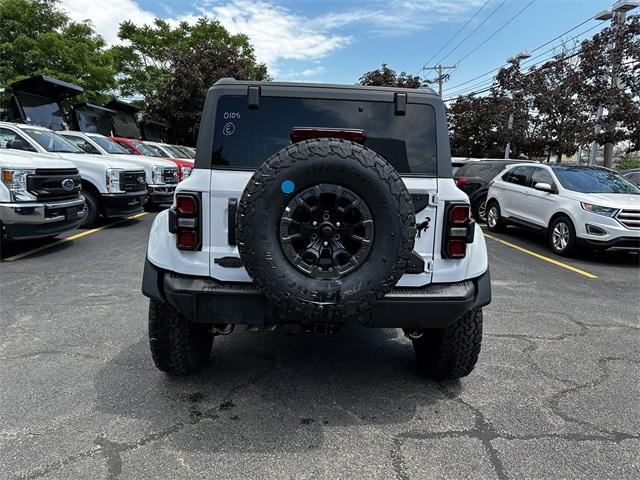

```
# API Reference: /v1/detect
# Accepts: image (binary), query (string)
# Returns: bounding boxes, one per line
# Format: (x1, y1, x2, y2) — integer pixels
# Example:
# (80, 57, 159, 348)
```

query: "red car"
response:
(110, 137, 193, 181)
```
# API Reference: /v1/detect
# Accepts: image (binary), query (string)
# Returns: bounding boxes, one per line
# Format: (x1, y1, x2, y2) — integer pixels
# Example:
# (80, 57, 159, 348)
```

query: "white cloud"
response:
(58, 0, 483, 75)
(313, 0, 486, 34)
(59, 0, 156, 45)
(204, 0, 350, 71)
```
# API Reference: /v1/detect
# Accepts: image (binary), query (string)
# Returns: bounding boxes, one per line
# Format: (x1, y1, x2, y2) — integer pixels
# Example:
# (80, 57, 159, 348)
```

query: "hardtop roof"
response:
(212, 77, 439, 97)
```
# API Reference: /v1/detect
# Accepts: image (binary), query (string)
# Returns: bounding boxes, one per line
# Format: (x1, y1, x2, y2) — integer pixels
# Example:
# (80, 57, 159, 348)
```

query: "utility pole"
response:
(589, 105, 603, 165)
(504, 113, 514, 159)
(503, 51, 531, 160)
(593, 1, 638, 167)
(422, 64, 456, 97)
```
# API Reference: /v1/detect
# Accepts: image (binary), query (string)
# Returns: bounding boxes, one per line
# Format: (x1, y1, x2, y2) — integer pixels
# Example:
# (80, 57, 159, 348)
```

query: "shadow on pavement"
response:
(93, 325, 447, 453)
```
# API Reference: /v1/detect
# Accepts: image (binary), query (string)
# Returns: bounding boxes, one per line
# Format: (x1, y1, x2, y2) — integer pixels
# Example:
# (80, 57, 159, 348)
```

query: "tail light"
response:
(168, 192, 201, 250)
(443, 203, 475, 259)
(290, 127, 365, 143)
(454, 177, 470, 188)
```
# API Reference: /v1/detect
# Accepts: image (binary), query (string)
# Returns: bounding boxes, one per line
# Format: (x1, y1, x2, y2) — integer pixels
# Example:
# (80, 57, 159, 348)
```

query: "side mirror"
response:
(534, 182, 554, 193)
(81, 144, 100, 154)
(7, 138, 36, 152)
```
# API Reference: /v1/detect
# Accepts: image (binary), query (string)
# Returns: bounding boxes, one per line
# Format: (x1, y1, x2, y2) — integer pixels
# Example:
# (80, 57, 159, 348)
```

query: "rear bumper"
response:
(0, 197, 85, 240)
(577, 235, 640, 251)
(148, 185, 176, 205)
(100, 191, 146, 218)
(142, 258, 491, 329)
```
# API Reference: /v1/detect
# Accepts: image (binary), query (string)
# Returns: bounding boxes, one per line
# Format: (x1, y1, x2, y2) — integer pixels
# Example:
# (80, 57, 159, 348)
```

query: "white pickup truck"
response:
(58, 131, 181, 204)
(0, 122, 151, 226)
(0, 149, 84, 258)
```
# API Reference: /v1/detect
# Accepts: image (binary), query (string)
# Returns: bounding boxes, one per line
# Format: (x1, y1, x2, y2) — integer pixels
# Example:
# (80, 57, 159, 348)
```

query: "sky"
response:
(59, 0, 616, 98)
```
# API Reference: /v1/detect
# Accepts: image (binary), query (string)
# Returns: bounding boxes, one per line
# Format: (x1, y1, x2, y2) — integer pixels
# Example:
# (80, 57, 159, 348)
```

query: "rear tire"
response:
(486, 201, 506, 233)
(473, 195, 488, 223)
(80, 190, 99, 228)
(0, 221, 5, 260)
(412, 309, 483, 380)
(148, 299, 214, 375)
(548, 215, 577, 256)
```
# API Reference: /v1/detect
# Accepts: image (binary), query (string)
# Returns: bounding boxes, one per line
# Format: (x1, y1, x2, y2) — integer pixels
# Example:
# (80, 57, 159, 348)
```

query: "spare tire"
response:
(236, 138, 416, 319)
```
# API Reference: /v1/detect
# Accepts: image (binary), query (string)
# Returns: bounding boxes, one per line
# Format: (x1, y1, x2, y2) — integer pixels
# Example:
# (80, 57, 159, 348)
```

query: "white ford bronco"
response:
(0, 149, 84, 258)
(142, 79, 491, 380)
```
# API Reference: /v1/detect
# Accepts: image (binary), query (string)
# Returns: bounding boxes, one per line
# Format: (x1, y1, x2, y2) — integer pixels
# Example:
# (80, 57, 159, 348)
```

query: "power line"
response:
(444, 21, 603, 96)
(455, 0, 537, 64)
(422, 0, 492, 68)
(435, 0, 509, 65)
(443, 49, 584, 102)
(529, 15, 594, 53)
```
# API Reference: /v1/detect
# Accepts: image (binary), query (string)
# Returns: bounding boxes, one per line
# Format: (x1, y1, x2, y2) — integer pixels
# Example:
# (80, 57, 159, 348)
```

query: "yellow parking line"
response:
(483, 232, 598, 279)
(3, 212, 148, 262)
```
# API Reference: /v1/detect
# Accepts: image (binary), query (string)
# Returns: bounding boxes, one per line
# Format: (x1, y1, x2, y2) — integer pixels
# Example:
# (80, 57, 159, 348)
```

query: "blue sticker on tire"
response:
(281, 180, 295, 194)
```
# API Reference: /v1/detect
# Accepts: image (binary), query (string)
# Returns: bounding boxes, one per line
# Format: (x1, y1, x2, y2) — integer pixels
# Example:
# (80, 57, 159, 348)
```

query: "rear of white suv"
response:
(486, 164, 640, 255)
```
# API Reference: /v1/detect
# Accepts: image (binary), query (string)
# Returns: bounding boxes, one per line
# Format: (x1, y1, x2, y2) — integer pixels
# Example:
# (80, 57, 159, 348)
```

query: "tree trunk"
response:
(603, 143, 614, 168)
(555, 152, 562, 164)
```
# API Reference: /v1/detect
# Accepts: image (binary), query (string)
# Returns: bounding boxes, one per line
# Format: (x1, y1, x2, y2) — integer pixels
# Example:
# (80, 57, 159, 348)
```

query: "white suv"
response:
(486, 164, 640, 255)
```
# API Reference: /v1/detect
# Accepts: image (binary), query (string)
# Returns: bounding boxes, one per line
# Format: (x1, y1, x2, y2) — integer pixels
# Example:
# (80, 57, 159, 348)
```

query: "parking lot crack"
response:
(546, 357, 640, 440)
(390, 436, 410, 480)
(16, 408, 221, 479)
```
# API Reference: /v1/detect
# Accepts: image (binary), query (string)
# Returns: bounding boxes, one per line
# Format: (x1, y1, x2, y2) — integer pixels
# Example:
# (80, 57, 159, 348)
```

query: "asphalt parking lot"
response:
(1, 213, 638, 480)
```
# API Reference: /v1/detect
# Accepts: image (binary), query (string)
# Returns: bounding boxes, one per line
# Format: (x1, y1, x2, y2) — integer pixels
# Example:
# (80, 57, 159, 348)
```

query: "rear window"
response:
(456, 163, 499, 178)
(211, 96, 437, 175)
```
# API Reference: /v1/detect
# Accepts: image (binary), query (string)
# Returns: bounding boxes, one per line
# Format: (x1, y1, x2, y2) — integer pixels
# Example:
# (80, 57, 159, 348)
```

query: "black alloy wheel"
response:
(279, 184, 374, 279)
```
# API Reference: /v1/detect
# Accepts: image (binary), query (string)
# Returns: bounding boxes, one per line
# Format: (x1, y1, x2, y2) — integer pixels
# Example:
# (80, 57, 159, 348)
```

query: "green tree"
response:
(0, 0, 117, 106)
(358, 64, 422, 88)
(577, 15, 640, 165)
(447, 95, 513, 158)
(146, 41, 268, 145)
(112, 18, 266, 100)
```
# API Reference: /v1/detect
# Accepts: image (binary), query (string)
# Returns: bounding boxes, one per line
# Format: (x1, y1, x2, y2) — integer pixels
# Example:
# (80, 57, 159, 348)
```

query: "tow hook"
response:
(211, 324, 234, 335)
(405, 329, 424, 340)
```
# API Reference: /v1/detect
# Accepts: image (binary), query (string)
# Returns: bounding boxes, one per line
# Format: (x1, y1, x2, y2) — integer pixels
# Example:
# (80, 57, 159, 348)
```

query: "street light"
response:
(612, 1, 639, 13)
(506, 50, 531, 64)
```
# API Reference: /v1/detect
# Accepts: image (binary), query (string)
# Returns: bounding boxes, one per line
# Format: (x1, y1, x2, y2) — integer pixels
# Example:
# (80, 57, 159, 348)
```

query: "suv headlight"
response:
(1, 168, 37, 202)
(106, 168, 124, 193)
(182, 166, 192, 179)
(152, 165, 165, 185)
(580, 202, 618, 217)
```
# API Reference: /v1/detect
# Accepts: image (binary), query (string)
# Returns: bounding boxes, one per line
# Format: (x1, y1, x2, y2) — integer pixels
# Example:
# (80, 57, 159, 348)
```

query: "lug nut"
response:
(323, 241, 329, 247)
(336, 222, 341, 227)
(312, 221, 318, 226)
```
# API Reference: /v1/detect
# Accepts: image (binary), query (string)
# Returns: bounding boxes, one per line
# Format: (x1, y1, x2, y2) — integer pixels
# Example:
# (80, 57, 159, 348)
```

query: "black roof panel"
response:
(10, 75, 83, 100)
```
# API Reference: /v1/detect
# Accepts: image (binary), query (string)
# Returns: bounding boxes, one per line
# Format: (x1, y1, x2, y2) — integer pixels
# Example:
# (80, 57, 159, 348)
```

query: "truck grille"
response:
(29, 169, 81, 201)
(616, 209, 640, 230)
(163, 167, 179, 184)
(120, 170, 147, 192)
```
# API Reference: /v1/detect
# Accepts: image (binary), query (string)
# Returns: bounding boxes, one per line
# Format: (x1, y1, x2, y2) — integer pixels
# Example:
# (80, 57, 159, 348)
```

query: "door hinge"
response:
(425, 261, 433, 273)
(430, 193, 438, 204)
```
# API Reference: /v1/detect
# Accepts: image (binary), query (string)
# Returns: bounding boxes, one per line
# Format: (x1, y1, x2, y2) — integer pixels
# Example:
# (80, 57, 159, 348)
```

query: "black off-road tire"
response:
(473, 195, 488, 223)
(80, 190, 99, 228)
(148, 299, 213, 375)
(412, 309, 483, 380)
(485, 201, 506, 233)
(236, 138, 416, 319)
(0, 221, 5, 260)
